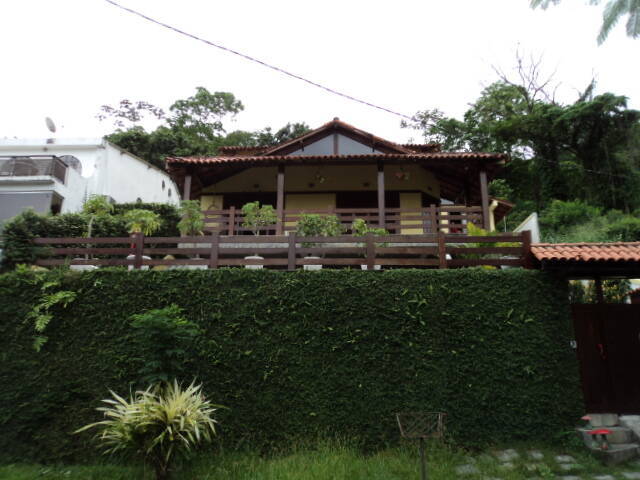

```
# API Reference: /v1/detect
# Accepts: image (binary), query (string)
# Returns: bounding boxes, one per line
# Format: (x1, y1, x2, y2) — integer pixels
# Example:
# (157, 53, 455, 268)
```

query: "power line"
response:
(102, 0, 413, 121)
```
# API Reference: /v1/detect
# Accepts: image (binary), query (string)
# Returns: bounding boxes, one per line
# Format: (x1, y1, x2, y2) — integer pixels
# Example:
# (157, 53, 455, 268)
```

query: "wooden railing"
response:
(202, 205, 483, 235)
(33, 231, 533, 270)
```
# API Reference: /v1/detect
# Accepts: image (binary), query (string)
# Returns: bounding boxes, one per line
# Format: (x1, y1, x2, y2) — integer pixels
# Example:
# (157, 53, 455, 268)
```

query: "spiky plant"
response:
(76, 381, 221, 480)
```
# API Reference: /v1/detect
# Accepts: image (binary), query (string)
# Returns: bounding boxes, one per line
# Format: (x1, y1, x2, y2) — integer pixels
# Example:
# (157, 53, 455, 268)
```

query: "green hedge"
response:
(0, 204, 180, 270)
(0, 268, 582, 462)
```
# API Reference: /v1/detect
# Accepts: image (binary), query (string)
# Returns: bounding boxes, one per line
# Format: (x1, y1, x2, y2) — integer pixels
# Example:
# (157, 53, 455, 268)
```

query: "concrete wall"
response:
(0, 139, 179, 224)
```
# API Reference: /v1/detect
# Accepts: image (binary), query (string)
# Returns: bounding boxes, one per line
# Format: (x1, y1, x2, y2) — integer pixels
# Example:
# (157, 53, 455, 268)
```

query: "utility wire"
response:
(102, 0, 413, 121)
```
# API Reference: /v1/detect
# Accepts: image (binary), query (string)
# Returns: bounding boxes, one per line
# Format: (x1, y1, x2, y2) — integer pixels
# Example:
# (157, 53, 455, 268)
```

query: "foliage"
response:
(538, 200, 602, 233)
(569, 279, 631, 303)
(112, 203, 180, 238)
(123, 209, 162, 236)
(0, 268, 580, 461)
(21, 267, 77, 352)
(0, 440, 628, 479)
(351, 218, 388, 237)
(82, 195, 115, 248)
(82, 195, 114, 218)
(605, 215, 640, 241)
(76, 381, 220, 480)
(129, 305, 201, 385)
(241, 201, 277, 235)
(1, 205, 180, 271)
(404, 80, 640, 215)
(177, 200, 205, 237)
(296, 214, 343, 248)
(351, 218, 388, 250)
(531, 0, 640, 43)
(102, 88, 309, 170)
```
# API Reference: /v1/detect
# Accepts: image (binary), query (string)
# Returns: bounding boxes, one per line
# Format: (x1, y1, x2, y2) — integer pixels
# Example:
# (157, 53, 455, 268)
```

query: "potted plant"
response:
(296, 213, 343, 270)
(123, 209, 162, 270)
(351, 218, 388, 270)
(177, 200, 206, 269)
(73, 195, 114, 271)
(241, 201, 277, 269)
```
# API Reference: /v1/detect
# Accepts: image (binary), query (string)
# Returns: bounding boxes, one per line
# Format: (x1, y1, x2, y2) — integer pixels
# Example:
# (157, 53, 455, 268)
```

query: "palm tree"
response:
(531, 0, 640, 44)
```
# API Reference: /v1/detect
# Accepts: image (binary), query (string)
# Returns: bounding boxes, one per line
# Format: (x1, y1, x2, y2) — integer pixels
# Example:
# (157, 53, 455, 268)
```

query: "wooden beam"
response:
(183, 173, 192, 201)
(479, 169, 490, 230)
(276, 165, 285, 235)
(377, 163, 385, 229)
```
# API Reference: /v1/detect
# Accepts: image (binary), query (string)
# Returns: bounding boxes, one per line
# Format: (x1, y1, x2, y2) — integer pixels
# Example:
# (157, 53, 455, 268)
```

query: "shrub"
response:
(605, 216, 640, 241)
(1, 203, 180, 271)
(539, 200, 601, 233)
(129, 305, 201, 385)
(241, 201, 277, 235)
(177, 200, 205, 236)
(123, 209, 162, 235)
(76, 381, 220, 480)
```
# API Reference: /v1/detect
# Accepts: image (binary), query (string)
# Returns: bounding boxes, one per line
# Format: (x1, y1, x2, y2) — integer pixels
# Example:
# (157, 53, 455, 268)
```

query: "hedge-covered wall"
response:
(0, 268, 582, 462)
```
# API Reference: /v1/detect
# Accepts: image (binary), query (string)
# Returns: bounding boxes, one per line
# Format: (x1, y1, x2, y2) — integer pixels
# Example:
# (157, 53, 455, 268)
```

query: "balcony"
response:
(201, 205, 485, 235)
(0, 156, 67, 184)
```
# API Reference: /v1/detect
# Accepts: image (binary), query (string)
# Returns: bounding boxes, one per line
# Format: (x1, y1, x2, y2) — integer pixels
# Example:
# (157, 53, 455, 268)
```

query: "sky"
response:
(0, 0, 637, 144)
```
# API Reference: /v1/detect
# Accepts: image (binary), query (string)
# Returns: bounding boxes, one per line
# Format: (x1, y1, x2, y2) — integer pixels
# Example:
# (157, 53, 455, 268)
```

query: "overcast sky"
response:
(0, 0, 637, 144)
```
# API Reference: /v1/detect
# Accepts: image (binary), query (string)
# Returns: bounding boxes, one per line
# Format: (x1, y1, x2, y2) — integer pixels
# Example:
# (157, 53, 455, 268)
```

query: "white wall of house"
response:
(0, 138, 178, 223)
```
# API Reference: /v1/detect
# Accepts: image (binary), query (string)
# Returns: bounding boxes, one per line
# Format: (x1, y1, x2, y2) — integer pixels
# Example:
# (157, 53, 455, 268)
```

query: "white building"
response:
(0, 138, 179, 225)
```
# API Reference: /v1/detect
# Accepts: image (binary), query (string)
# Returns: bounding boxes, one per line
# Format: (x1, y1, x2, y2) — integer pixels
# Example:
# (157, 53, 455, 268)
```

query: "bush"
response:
(113, 203, 180, 238)
(0, 268, 581, 462)
(77, 381, 220, 480)
(1, 203, 180, 270)
(539, 200, 601, 233)
(605, 216, 640, 241)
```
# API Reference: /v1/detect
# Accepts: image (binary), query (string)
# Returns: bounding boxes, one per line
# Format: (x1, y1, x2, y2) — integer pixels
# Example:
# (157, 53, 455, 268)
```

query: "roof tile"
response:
(532, 243, 640, 263)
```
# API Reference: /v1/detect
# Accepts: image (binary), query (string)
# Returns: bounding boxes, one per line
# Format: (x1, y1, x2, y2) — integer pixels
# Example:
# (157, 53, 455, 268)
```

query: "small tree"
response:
(177, 200, 205, 236)
(82, 195, 114, 239)
(297, 214, 343, 248)
(129, 304, 201, 385)
(241, 201, 277, 235)
(123, 209, 162, 236)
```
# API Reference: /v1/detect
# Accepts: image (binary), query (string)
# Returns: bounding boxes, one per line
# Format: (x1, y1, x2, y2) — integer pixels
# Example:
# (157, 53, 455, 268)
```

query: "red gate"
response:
(572, 304, 640, 413)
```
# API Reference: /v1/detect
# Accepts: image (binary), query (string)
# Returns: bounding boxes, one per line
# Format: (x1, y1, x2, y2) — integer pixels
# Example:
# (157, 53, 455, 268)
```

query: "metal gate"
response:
(572, 304, 640, 413)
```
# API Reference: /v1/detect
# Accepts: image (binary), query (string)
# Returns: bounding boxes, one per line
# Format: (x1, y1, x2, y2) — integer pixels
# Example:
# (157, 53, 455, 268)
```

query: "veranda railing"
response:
(32, 231, 533, 270)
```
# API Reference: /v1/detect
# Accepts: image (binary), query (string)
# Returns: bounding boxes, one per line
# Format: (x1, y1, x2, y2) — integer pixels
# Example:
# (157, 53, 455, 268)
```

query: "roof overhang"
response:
(532, 242, 640, 278)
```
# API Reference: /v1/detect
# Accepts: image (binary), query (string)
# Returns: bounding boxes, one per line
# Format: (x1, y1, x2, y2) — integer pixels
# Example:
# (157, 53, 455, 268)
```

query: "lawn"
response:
(1, 440, 639, 479)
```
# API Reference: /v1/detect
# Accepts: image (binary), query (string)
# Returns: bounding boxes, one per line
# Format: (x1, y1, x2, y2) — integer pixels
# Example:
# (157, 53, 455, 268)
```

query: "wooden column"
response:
(183, 173, 192, 201)
(595, 277, 605, 304)
(377, 163, 385, 229)
(276, 165, 285, 235)
(479, 169, 490, 230)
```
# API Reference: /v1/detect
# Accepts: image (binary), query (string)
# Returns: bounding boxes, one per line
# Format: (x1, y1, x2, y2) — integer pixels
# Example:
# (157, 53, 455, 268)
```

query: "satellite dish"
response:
(45, 117, 56, 134)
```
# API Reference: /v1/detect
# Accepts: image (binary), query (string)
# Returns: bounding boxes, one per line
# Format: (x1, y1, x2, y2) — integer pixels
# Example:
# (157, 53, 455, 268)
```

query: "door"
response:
(572, 304, 640, 413)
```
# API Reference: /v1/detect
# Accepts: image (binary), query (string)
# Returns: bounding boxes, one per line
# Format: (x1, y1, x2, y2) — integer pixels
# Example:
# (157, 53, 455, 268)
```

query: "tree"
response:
(531, 0, 640, 44)
(100, 88, 310, 169)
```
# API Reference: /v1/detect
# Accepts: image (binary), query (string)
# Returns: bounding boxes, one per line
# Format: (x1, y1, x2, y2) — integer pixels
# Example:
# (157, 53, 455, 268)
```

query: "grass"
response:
(1, 440, 639, 479)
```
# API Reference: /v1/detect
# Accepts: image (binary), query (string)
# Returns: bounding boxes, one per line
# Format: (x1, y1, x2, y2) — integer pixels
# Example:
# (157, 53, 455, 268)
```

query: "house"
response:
(166, 118, 513, 234)
(0, 138, 179, 225)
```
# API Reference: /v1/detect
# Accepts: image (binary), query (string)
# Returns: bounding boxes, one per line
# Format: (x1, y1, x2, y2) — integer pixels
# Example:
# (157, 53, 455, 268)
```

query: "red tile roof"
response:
(166, 152, 507, 166)
(532, 243, 640, 262)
